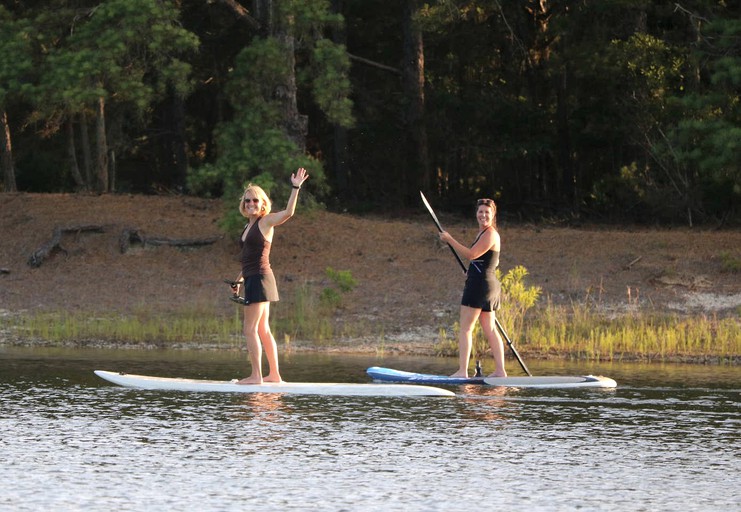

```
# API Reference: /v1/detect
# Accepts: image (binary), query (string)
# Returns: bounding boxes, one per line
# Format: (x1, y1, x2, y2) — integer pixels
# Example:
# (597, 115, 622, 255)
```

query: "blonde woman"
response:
(439, 198, 506, 378)
(231, 168, 309, 384)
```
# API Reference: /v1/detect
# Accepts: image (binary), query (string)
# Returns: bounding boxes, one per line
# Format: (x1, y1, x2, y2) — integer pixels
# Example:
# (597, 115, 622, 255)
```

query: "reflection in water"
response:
(237, 392, 289, 422)
(456, 384, 513, 422)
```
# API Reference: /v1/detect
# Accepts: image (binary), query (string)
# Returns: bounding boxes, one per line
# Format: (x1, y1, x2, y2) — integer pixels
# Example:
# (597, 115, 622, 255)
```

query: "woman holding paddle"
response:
(230, 168, 309, 384)
(439, 198, 507, 378)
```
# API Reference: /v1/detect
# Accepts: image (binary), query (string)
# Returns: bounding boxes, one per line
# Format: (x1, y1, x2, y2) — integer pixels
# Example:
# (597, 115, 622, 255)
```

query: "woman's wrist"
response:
(292, 185, 300, 190)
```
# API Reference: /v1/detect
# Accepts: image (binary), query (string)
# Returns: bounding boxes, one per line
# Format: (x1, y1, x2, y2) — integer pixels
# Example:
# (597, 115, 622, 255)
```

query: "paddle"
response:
(420, 191, 532, 376)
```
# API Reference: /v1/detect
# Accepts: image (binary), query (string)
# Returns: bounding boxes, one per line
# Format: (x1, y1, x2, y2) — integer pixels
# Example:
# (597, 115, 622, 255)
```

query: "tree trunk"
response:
(402, 0, 430, 198)
(109, 149, 116, 192)
(254, 0, 307, 152)
(331, 0, 350, 197)
(79, 112, 93, 187)
(169, 91, 189, 188)
(95, 96, 109, 192)
(0, 110, 17, 192)
(555, 70, 575, 210)
(276, 31, 308, 152)
(66, 119, 86, 189)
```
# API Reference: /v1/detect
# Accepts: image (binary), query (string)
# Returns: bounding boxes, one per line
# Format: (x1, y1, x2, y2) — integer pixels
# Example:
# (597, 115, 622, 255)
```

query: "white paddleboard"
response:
(94, 370, 456, 397)
(484, 375, 617, 388)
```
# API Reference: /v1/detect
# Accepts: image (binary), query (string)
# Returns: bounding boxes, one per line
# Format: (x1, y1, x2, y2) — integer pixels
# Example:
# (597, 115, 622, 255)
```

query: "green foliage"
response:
(36, 0, 198, 114)
(188, 36, 328, 218)
(0, 7, 33, 105)
(310, 39, 355, 126)
(319, 267, 357, 309)
(719, 251, 741, 273)
(187, 0, 353, 219)
(646, 15, 741, 222)
(325, 267, 357, 292)
(2, 0, 740, 223)
(273, 268, 357, 343)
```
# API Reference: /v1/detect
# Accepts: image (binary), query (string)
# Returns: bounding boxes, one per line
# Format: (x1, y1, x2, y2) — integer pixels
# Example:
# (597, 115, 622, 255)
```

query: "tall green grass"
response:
(435, 266, 740, 363)
(3, 305, 244, 346)
(524, 301, 739, 362)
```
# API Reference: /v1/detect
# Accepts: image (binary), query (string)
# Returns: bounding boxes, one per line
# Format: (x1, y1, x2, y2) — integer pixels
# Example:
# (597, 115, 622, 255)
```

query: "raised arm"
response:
(264, 168, 310, 228)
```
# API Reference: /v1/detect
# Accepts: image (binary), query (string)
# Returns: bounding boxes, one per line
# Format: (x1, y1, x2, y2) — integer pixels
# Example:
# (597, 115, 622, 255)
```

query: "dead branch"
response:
(210, 0, 261, 30)
(624, 256, 642, 270)
(119, 228, 221, 253)
(28, 224, 105, 268)
(347, 53, 401, 75)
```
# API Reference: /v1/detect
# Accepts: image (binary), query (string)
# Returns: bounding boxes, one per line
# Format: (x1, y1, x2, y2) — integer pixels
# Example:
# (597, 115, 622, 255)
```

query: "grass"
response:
(435, 298, 740, 364)
(719, 251, 741, 273)
(2, 300, 739, 363)
(2, 308, 243, 346)
(523, 301, 739, 363)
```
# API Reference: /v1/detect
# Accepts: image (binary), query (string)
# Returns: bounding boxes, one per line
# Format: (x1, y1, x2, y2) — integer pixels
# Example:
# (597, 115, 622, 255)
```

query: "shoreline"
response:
(2, 332, 737, 366)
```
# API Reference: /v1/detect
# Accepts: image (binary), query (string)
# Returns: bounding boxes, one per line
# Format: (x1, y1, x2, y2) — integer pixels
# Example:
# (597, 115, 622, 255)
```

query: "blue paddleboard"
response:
(366, 367, 617, 388)
(367, 367, 485, 385)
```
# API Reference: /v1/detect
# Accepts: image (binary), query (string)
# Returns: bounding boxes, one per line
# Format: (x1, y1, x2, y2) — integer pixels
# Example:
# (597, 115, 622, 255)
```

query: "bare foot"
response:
(236, 376, 263, 385)
(450, 371, 469, 378)
(263, 375, 283, 383)
(487, 372, 507, 378)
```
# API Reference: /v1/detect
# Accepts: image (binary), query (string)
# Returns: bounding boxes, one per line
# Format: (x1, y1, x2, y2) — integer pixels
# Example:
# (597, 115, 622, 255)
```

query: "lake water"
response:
(1, 346, 739, 511)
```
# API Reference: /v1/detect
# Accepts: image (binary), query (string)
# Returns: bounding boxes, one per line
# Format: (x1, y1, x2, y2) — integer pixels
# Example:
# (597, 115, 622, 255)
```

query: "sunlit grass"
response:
(524, 301, 740, 362)
(3, 306, 244, 346)
(435, 301, 740, 363)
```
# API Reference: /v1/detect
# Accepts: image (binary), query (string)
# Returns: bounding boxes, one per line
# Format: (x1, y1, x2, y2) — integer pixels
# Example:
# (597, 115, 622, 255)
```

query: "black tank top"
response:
(468, 228, 499, 277)
(240, 218, 272, 277)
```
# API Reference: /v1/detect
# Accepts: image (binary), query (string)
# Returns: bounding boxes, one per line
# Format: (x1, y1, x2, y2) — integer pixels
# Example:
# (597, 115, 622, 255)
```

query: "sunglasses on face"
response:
(243, 198, 260, 204)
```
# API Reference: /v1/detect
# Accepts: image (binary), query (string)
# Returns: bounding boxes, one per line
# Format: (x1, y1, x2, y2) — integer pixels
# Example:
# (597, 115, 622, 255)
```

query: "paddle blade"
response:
(420, 191, 444, 233)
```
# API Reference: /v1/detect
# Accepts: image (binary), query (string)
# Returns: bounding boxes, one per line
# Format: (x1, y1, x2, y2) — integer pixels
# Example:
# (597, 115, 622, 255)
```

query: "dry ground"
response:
(1, 193, 740, 352)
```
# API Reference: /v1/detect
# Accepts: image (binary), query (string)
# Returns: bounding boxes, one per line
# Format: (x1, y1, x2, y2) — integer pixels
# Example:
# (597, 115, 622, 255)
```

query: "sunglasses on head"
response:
(477, 198, 495, 207)
(243, 198, 260, 204)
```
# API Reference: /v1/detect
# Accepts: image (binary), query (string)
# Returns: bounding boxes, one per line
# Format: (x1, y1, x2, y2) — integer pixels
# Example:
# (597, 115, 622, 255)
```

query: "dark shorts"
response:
(242, 273, 279, 305)
(461, 274, 501, 312)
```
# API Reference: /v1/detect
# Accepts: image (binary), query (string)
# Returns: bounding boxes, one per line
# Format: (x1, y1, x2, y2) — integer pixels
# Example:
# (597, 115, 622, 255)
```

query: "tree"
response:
(188, 0, 354, 227)
(35, 0, 198, 192)
(402, 0, 431, 197)
(662, 6, 741, 224)
(0, 7, 33, 192)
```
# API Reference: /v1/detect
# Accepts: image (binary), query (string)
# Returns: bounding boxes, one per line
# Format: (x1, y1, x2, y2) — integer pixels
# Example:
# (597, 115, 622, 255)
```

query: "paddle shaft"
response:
(420, 191, 532, 376)
(420, 192, 467, 271)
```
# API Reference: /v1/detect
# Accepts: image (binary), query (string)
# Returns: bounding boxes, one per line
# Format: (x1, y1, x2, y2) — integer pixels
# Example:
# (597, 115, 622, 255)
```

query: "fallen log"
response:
(28, 225, 105, 268)
(119, 228, 221, 253)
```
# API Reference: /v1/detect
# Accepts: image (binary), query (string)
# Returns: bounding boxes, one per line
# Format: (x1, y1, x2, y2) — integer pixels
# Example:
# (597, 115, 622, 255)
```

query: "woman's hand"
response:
(439, 231, 452, 244)
(291, 168, 310, 188)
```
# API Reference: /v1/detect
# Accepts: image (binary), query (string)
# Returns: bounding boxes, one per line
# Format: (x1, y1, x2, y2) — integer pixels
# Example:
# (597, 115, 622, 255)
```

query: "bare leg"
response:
(237, 303, 267, 384)
(480, 311, 507, 377)
(258, 303, 283, 383)
(451, 305, 480, 378)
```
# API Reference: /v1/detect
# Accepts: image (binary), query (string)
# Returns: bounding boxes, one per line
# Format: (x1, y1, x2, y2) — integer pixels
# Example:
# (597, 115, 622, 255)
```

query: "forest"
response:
(1, 0, 739, 225)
